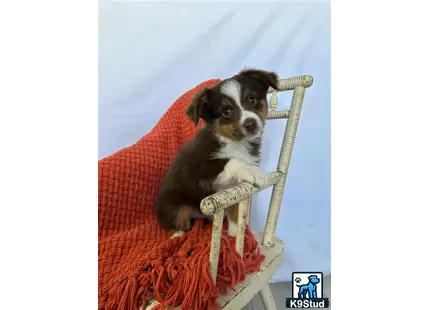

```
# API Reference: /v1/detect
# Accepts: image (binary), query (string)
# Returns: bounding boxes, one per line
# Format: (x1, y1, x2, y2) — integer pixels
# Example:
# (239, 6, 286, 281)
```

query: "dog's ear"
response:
(186, 87, 212, 126)
(238, 68, 279, 91)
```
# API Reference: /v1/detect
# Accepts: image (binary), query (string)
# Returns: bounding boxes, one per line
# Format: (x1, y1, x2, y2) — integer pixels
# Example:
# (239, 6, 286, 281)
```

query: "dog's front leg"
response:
(311, 290, 317, 298)
(238, 164, 268, 188)
(218, 158, 268, 188)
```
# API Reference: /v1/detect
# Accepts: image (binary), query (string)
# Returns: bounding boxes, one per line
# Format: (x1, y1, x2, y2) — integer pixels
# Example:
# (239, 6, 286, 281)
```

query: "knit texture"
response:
(98, 79, 265, 310)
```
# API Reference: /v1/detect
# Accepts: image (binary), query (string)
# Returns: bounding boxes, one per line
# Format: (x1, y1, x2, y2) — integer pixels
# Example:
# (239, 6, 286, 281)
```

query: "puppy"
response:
(154, 68, 279, 237)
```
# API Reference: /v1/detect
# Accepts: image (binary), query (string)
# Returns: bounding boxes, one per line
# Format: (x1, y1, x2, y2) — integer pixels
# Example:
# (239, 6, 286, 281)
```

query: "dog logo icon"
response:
(295, 274, 320, 299)
(286, 272, 329, 308)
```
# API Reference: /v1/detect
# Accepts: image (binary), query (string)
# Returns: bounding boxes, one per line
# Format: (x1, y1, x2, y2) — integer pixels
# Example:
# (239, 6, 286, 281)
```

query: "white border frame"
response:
(1, 1, 430, 310)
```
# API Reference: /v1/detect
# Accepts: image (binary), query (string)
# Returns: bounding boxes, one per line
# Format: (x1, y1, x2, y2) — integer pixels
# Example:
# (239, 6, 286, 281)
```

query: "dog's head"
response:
(186, 68, 279, 141)
(308, 275, 320, 284)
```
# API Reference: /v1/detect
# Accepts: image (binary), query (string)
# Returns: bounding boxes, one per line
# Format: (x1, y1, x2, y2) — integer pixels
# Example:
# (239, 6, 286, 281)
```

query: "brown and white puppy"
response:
(154, 68, 279, 238)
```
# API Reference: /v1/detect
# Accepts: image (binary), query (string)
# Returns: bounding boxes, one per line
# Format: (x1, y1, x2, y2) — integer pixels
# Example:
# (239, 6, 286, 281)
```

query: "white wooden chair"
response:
(146, 74, 313, 310)
(201, 75, 313, 309)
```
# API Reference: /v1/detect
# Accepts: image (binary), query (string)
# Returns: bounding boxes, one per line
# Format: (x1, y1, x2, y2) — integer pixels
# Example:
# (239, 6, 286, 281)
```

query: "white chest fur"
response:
(213, 136, 260, 166)
(212, 135, 266, 191)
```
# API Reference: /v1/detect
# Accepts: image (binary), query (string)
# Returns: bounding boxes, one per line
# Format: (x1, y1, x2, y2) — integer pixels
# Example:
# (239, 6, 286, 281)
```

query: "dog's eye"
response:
(248, 96, 257, 105)
(222, 108, 232, 118)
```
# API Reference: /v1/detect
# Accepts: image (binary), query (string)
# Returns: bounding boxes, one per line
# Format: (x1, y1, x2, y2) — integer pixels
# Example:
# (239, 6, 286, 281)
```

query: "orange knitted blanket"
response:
(98, 79, 265, 310)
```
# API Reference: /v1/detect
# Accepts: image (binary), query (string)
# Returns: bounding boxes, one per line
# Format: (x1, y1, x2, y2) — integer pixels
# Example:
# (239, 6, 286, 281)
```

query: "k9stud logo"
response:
(285, 272, 330, 308)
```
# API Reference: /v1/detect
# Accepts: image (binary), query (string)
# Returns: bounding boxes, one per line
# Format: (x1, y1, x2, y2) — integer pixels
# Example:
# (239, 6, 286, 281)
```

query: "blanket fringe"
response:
(100, 220, 265, 310)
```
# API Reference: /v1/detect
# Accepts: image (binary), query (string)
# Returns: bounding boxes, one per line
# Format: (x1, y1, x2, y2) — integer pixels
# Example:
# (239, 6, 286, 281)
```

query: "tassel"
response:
(100, 220, 264, 310)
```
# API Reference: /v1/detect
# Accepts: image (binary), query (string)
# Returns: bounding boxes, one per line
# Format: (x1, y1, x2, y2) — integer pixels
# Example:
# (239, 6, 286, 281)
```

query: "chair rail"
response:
(268, 74, 313, 93)
(200, 172, 283, 216)
(267, 109, 289, 119)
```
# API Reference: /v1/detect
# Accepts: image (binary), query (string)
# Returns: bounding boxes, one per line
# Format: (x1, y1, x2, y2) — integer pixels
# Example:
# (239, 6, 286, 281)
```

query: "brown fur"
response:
(214, 121, 239, 140)
(154, 128, 228, 232)
(256, 98, 269, 120)
(173, 205, 195, 231)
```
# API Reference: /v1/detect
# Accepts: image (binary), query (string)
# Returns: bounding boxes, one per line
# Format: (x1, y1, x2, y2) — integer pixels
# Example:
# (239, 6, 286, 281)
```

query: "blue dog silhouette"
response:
(296, 275, 320, 299)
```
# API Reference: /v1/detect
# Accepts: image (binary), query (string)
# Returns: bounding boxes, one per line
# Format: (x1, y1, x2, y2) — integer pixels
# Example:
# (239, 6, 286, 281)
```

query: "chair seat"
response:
(218, 231, 284, 309)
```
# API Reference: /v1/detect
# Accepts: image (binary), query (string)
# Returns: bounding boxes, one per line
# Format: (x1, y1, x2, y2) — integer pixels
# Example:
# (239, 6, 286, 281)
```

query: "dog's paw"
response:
(240, 166, 268, 188)
(170, 230, 185, 239)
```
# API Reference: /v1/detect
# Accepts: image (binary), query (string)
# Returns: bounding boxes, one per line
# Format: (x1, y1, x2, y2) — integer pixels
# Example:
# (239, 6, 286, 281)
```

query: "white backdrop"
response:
(99, 0, 330, 282)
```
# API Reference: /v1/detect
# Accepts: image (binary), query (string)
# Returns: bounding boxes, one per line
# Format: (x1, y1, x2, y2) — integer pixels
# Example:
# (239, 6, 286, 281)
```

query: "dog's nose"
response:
(243, 118, 257, 133)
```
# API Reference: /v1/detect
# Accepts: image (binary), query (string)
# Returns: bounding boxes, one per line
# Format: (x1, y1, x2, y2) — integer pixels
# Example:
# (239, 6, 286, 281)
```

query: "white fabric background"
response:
(99, 0, 330, 282)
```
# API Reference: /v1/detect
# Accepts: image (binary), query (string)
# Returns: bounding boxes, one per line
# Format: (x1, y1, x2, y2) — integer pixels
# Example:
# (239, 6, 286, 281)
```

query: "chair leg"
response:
(142, 300, 182, 310)
(141, 300, 159, 310)
(259, 283, 277, 310)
